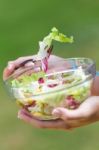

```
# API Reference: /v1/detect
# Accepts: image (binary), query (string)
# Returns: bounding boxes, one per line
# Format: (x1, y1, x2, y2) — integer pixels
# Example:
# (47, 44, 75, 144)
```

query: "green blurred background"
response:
(0, 0, 99, 149)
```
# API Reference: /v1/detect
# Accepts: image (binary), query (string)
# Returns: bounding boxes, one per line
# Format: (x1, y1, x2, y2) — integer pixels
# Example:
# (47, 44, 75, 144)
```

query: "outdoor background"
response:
(0, 0, 99, 150)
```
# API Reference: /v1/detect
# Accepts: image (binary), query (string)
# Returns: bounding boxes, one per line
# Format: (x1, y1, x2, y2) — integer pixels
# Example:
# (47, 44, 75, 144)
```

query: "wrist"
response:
(96, 71, 99, 76)
(91, 75, 99, 96)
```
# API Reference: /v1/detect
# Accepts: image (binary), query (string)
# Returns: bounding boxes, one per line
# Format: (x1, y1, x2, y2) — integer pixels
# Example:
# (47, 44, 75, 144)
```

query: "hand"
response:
(3, 55, 99, 130)
(18, 96, 99, 130)
(3, 55, 68, 80)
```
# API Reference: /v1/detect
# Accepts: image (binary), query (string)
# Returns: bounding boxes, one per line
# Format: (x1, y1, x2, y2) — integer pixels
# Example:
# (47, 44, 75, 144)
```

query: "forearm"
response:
(91, 76, 99, 96)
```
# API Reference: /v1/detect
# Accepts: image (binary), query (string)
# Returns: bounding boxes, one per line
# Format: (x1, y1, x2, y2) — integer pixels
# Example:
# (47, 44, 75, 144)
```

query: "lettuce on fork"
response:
(11, 27, 74, 88)
(37, 27, 74, 59)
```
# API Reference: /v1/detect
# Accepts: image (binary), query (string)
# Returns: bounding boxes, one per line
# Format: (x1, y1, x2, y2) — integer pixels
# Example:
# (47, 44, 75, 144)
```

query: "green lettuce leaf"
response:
(43, 27, 74, 47)
(11, 71, 45, 87)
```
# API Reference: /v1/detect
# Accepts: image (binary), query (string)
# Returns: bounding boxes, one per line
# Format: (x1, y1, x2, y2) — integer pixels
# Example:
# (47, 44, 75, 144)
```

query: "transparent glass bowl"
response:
(4, 57, 96, 120)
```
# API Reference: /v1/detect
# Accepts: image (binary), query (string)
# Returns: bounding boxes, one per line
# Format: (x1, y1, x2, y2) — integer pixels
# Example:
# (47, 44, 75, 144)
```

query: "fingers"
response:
(18, 109, 72, 130)
(91, 76, 99, 96)
(18, 96, 99, 130)
(3, 56, 36, 80)
(9, 56, 37, 69)
(52, 96, 99, 122)
(52, 107, 85, 121)
(52, 107, 92, 128)
(3, 54, 65, 80)
(3, 54, 64, 80)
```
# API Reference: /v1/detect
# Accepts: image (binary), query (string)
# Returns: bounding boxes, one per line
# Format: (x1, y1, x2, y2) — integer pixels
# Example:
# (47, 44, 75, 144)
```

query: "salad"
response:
(11, 67, 93, 120)
(6, 27, 93, 120)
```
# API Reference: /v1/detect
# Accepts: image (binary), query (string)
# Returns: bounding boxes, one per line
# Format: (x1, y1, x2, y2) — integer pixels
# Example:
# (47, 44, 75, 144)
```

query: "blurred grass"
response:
(0, 0, 99, 150)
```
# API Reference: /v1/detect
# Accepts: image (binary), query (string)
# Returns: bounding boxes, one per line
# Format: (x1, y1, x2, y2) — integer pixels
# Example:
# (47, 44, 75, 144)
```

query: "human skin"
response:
(3, 55, 99, 130)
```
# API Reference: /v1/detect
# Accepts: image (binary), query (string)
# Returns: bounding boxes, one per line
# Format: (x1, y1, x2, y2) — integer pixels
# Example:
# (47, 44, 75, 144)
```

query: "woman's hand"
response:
(3, 55, 99, 130)
(18, 96, 99, 130)
(3, 55, 68, 80)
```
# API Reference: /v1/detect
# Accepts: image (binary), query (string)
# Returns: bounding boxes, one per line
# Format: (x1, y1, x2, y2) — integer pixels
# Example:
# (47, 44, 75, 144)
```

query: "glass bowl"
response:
(4, 57, 96, 120)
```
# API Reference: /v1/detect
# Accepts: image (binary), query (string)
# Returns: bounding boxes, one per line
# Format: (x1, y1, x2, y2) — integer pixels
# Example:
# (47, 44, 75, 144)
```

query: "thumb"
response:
(52, 107, 83, 121)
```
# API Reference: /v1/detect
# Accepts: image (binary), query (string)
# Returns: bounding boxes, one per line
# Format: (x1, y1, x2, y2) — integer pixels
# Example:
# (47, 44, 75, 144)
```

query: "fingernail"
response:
(17, 114, 21, 119)
(52, 110, 60, 118)
(17, 112, 22, 119)
(17, 115, 21, 119)
(8, 64, 13, 70)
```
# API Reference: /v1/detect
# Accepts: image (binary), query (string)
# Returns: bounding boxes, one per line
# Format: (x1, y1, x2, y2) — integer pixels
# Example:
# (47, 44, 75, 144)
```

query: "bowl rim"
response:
(5, 57, 95, 98)
(5, 57, 95, 80)
(11, 69, 93, 97)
